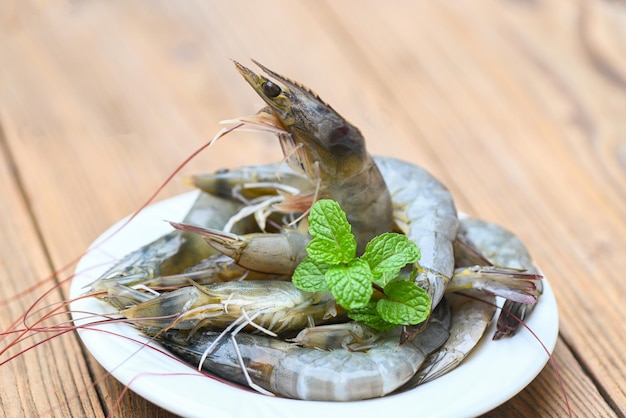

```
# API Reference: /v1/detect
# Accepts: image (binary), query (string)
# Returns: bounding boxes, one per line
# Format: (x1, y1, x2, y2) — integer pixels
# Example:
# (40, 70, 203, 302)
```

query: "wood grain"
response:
(1, 0, 624, 416)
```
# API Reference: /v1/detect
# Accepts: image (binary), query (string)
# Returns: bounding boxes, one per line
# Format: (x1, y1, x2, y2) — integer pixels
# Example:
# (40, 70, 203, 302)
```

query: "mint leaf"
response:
(376, 280, 430, 325)
(325, 259, 373, 309)
(361, 233, 420, 286)
(307, 200, 356, 264)
(348, 302, 398, 332)
(292, 256, 329, 292)
(292, 198, 426, 331)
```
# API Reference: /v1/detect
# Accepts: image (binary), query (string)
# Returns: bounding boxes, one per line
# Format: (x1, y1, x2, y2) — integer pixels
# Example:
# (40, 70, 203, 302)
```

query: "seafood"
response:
(409, 216, 542, 385)
(94, 214, 539, 401)
(177, 157, 458, 314)
(148, 305, 450, 401)
(188, 164, 313, 233)
(289, 321, 385, 351)
(174, 61, 458, 339)
(0, 53, 558, 418)
(187, 164, 311, 203)
(232, 60, 394, 252)
(107, 280, 338, 335)
(375, 158, 458, 310)
(408, 293, 496, 386)
(74, 61, 542, 403)
(457, 218, 545, 340)
(170, 222, 310, 276)
(446, 265, 540, 304)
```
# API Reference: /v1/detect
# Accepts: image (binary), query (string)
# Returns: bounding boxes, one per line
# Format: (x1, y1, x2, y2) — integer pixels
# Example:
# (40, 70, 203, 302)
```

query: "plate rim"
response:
(70, 191, 559, 418)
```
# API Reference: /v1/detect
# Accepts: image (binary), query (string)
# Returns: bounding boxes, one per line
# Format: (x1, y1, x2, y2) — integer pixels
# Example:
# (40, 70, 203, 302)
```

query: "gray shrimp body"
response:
(375, 157, 458, 310)
(411, 217, 542, 384)
(153, 311, 449, 401)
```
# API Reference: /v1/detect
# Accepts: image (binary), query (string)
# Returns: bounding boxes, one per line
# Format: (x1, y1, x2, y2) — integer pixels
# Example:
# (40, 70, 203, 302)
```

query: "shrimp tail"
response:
(493, 278, 544, 340)
(447, 266, 542, 304)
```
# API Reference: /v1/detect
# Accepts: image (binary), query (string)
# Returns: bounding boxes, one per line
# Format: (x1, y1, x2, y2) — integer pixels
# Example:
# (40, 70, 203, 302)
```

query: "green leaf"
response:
(292, 257, 329, 292)
(325, 259, 373, 310)
(348, 302, 398, 332)
(376, 280, 430, 325)
(307, 200, 356, 264)
(361, 233, 420, 286)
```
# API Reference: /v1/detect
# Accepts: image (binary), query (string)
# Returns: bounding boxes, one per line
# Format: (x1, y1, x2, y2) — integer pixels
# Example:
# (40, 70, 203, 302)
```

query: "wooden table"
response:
(1, 1, 624, 416)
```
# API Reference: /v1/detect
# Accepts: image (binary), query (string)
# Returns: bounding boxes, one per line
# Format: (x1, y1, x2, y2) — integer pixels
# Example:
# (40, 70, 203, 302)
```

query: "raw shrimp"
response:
(0, 58, 555, 414)
(375, 157, 458, 311)
(408, 216, 543, 384)
(231, 60, 394, 252)
(187, 163, 311, 202)
(107, 280, 338, 336)
(446, 265, 540, 304)
(187, 164, 313, 233)
(408, 293, 497, 386)
(187, 61, 459, 337)
(456, 217, 544, 339)
(86, 58, 404, 298)
(289, 321, 385, 351)
(181, 157, 459, 316)
(148, 305, 450, 401)
(170, 222, 310, 276)
(88, 160, 316, 297)
(83, 61, 535, 402)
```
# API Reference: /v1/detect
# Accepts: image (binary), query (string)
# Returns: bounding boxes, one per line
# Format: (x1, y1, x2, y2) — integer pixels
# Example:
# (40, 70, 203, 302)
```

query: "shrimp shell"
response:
(375, 157, 458, 309)
(152, 310, 449, 401)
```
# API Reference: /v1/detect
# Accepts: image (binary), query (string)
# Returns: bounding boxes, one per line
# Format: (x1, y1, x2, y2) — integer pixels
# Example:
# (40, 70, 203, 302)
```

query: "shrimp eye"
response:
(263, 81, 282, 98)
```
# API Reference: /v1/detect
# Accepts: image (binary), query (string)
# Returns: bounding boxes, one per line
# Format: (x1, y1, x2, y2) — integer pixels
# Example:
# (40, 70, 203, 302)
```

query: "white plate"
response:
(70, 191, 559, 418)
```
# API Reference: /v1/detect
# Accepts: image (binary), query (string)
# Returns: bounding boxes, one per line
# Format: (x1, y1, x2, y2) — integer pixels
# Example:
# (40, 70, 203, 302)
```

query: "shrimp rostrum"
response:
(83, 60, 542, 402)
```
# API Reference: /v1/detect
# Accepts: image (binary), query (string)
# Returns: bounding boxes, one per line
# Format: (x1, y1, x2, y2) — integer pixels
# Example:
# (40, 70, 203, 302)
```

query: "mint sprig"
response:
(292, 199, 430, 331)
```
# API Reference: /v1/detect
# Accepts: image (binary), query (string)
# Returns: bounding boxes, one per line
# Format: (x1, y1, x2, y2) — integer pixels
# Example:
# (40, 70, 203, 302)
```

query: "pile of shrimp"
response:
(4, 60, 545, 403)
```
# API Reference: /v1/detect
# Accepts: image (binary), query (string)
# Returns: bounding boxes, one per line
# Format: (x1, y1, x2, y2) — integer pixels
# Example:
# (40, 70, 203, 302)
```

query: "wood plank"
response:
(0, 120, 104, 416)
(483, 338, 617, 417)
(325, 1, 626, 415)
